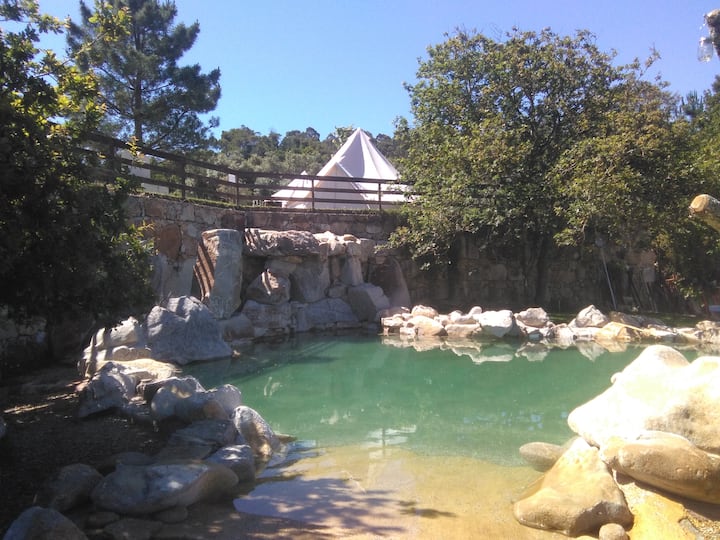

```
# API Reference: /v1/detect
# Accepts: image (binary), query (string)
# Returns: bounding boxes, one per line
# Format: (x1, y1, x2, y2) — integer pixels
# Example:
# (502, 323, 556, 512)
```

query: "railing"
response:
(81, 133, 409, 212)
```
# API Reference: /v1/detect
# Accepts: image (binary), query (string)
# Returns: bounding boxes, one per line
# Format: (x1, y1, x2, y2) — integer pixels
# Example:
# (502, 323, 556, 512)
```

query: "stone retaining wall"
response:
(126, 195, 667, 315)
(125, 196, 400, 302)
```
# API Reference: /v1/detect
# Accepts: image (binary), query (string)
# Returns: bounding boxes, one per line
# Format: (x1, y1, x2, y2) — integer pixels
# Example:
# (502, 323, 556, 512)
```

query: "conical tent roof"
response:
(272, 128, 403, 209)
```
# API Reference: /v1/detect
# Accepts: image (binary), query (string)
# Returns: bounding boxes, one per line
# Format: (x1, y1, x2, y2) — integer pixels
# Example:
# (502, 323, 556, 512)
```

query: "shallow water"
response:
(188, 337, 697, 537)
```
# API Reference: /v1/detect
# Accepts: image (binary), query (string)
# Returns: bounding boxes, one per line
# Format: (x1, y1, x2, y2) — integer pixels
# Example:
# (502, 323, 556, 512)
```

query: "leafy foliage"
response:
(0, 0, 153, 333)
(68, 0, 221, 151)
(392, 28, 713, 302)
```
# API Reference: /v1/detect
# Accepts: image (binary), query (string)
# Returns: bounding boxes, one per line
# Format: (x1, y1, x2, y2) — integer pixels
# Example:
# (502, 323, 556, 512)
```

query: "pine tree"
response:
(68, 0, 221, 151)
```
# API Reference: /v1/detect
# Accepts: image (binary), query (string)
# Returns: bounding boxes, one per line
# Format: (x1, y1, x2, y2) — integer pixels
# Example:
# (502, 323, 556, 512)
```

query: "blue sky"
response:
(38, 0, 720, 140)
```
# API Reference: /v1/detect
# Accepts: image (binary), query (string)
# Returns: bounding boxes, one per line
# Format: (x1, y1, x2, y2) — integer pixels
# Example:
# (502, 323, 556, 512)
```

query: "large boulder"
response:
(369, 255, 411, 309)
(568, 345, 720, 453)
(218, 313, 254, 342)
(515, 307, 550, 328)
(166, 419, 238, 450)
(77, 364, 138, 418)
(405, 315, 446, 337)
(245, 269, 291, 305)
(149, 376, 206, 421)
(340, 241, 364, 286)
(88, 317, 144, 350)
(513, 438, 633, 536)
(572, 305, 610, 328)
(243, 229, 320, 257)
(3, 506, 87, 540)
(240, 300, 292, 331)
(232, 405, 281, 460)
(601, 431, 720, 504)
(205, 444, 255, 482)
(34, 463, 103, 513)
(347, 283, 390, 322)
(302, 298, 359, 329)
(290, 257, 330, 303)
(146, 296, 231, 364)
(477, 310, 516, 338)
(91, 462, 238, 515)
(194, 229, 243, 319)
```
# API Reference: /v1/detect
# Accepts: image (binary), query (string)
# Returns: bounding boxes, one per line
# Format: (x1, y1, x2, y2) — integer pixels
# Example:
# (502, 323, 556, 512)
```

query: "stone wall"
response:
(126, 195, 668, 315)
(125, 196, 400, 302)
(398, 234, 662, 315)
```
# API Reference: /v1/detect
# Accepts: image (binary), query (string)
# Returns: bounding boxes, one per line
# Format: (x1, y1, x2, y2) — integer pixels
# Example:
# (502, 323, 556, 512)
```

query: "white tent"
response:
(272, 128, 404, 209)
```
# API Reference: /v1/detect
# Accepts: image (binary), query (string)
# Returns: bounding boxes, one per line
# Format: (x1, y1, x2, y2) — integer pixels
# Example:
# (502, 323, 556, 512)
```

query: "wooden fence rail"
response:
(81, 133, 409, 212)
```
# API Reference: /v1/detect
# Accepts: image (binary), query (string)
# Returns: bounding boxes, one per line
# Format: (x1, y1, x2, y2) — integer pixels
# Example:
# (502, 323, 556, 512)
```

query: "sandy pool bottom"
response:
(232, 444, 569, 539)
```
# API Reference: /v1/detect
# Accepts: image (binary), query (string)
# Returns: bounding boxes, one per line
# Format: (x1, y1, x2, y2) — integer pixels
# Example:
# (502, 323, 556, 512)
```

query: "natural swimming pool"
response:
(185, 336, 701, 537)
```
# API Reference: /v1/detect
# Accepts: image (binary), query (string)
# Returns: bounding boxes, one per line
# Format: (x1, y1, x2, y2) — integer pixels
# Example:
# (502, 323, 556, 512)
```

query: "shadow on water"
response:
(234, 475, 409, 536)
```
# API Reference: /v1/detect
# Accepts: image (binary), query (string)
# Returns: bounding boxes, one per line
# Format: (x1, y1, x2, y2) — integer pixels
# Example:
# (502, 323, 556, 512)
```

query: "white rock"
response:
(568, 345, 720, 453)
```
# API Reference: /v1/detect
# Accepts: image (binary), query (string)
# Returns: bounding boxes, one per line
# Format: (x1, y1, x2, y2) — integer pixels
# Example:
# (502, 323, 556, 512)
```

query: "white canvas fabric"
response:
(272, 128, 403, 209)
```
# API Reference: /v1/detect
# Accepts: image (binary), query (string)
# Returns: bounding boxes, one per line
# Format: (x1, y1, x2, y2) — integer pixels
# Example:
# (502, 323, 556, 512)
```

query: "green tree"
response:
(68, 0, 221, 151)
(393, 28, 696, 304)
(0, 0, 153, 356)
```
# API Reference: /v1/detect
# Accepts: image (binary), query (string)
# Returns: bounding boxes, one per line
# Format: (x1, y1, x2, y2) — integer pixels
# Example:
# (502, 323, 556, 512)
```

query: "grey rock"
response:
(149, 376, 206, 422)
(232, 406, 281, 460)
(290, 257, 330, 303)
(195, 229, 243, 319)
(406, 315, 446, 337)
(34, 463, 103, 512)
(411, 305, 439, 319)
(243, 229, 320, 257)
(167, 419, 238, 450)
(369, 255, 411, 309)
(3, 506, 87, 540)
(340, 243, 364, 286)
(515, 307, 550, 328)
(205, 444, 256, 482)
(218, 313, 255, 341)
(477, 310, 516, 338)
(91, 462, 238, 515)
(240, 300, 292, 331)
(347, 283, 390, 321)
(245, 269, 291, 305)
(573, 304, 610, 328)
(146, 296, 231, 364)
(77, 365, 138, 418)
(303, 298, 359, 329)
(207, 384, 243, 417)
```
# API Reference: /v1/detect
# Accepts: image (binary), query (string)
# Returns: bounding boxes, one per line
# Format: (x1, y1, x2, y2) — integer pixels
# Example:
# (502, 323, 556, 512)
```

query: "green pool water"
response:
(186, 337, 701, 536)
(189, 335, 691, 466)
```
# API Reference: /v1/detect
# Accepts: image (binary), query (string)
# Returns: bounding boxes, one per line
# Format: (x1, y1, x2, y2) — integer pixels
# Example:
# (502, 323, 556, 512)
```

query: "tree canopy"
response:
(68, 0, 221, 151)
(0, 0, 153, 338)
(392, 28, 713, 303)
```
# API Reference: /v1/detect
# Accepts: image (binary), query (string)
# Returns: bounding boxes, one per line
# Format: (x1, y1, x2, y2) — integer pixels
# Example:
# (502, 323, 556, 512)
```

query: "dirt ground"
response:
(0, 364, 352, 539)
(0, 365, 161, 534)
